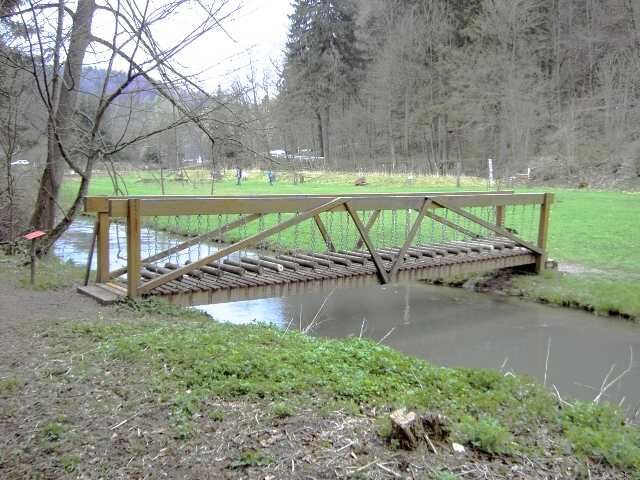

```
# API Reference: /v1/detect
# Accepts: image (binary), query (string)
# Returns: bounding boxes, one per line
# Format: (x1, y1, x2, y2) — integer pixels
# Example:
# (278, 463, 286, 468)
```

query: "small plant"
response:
(562, 402, 640, 470)
(18, 258, 83, 291)
(43, 421, 66, 442)
(432, 470, 457, 480)
(0, 377, 23, 395)
(59, 455, 80, 473)
(207, 409, 225, 422)
(229, 449, 273, 469)
(458, 416, 513, 454)
(118, 297, 207, 319)
(271, 401, 294, 419)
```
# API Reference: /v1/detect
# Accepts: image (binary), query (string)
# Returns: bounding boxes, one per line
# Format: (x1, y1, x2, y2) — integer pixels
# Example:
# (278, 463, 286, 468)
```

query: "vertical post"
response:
(535, 193, 553, 273)
(496, 205, 505, 228)
(126, 199, 142, 298)
(96, 212, 111, 283)
(30, 239, 36, 285)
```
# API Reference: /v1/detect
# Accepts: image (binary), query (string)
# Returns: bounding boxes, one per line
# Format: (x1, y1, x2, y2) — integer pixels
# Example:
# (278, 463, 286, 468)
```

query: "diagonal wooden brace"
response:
(110, 213, 262, 279)
(137, 198, 346, 294)
(354, 209, 381, 249)
(433, 199, 544, 255)
(344, 202, 389, 284)
(389, 199, 432, 277)
(313, 214, 335, 251)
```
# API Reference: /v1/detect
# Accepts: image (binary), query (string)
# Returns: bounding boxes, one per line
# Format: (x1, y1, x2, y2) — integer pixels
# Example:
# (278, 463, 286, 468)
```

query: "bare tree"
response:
(1, 0, 238, 252)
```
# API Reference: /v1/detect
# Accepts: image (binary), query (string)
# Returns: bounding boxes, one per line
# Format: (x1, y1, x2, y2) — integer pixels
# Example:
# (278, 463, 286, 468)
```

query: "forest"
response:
(1, 0, 640, 247)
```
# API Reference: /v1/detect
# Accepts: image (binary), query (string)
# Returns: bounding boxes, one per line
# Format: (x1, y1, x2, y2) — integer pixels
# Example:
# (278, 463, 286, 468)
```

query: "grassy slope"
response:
(62, 171, 640, 317)
(76, 299, 640, 472)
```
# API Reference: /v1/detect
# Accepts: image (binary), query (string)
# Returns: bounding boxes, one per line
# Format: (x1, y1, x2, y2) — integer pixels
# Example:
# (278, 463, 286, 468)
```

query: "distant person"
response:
(235, 166, 242, 185)
(267, 170, 276, 185)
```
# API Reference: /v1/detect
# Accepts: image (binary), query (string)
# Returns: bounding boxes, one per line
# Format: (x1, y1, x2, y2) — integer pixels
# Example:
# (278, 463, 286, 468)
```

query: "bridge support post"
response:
(96, 212, 110, 283)
(496, 205, 505, 228)
(535, 193, 553, 273)
(126, 199, 142, 298)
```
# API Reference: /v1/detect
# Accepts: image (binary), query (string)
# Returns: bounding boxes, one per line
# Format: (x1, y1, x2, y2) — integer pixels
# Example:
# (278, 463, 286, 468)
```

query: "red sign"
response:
(23, 230, 47, 240)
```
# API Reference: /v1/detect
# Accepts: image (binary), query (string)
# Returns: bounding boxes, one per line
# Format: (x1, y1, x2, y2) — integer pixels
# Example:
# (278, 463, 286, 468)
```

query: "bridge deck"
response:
(79, 237, 536, 306)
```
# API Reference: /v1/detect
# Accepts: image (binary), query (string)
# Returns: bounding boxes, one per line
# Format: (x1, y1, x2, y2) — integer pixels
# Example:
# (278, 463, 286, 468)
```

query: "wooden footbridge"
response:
(78, 192, 552, 306)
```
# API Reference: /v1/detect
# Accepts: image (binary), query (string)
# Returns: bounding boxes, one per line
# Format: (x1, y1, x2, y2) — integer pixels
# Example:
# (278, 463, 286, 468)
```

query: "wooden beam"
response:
(433, 199, 544, 255)
(137, 198, 346, 294)
(313, 214, 335, 251)
(344, 202, 389, 284)
(535, 193, 554, 272)
(126, 199, 142, 297)
(109, 213, 261, 278)
(100, 193, 546, 217)
(96, 212, 110, 283)
(83, 191, 517, 213)
(355, 209, 381, 249)
(389, 199, 432, 277)
(424, 210, 479, 239)
(496, 205, 505, 227)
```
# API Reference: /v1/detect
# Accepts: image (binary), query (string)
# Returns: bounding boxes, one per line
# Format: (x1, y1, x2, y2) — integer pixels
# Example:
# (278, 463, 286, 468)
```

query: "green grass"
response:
(514, 270, 640, 319)
(76, 314, 640, 471)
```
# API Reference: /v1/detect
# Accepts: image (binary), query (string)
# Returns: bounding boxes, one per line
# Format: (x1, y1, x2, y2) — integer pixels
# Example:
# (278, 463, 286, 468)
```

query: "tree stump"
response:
(388, 409, 451, 450)
(389, 408, 422, 450)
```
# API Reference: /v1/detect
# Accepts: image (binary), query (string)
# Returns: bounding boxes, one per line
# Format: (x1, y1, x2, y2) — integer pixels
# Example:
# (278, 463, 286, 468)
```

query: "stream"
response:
(55, 217, 640, 405)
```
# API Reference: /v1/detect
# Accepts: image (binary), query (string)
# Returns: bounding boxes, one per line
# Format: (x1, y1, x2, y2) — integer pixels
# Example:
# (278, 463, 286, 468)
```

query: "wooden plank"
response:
(240, 256, 284, 272)
(96, 212, 110, 283)
(126, 199, 141, 298)
(536, 193, 554, 273)
(260, 255, 299, 270)
(389, 199, 432, 278)
(496, 205, 505, 227)
(77, 285, 123, 305)
(344, 202, 390, 284)
(136, 197, 346, 294)
(84, 191, 517, 213)
(103, 193, 546, 217)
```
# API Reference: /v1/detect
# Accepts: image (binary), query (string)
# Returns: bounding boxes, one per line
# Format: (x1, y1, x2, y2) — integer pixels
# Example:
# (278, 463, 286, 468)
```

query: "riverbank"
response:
(436, 268, 640, 322)
(1, 254, 638, 478)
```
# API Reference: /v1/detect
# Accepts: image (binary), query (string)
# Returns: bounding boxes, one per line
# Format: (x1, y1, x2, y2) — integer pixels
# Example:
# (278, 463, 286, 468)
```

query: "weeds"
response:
(0, 377, 24, 395)
(42, 421, 66, 442)
(457, 416, 514, 454)
(76, 319, 640, 471)
(229, 449, 273, 469)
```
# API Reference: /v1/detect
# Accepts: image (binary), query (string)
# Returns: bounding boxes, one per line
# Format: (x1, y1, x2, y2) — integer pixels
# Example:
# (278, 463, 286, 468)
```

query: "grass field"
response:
(61, 169, 640, 318)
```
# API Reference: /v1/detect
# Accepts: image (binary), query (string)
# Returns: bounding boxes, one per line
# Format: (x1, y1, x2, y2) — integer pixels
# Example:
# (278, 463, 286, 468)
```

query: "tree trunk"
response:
(31, 0, 96, 231)
(316, 110, 324, 158)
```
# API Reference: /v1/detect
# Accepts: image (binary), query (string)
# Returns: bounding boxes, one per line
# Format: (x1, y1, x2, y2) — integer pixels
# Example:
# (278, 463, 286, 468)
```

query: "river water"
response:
(55, 218, 640, 405)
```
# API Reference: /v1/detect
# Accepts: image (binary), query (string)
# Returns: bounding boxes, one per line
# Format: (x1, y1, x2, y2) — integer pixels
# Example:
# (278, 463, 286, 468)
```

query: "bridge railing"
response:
(84, 191, 553, 298)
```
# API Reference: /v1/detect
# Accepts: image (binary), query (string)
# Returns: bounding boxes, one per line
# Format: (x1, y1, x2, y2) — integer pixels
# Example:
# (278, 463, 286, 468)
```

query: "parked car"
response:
(10, 159, 30, 166)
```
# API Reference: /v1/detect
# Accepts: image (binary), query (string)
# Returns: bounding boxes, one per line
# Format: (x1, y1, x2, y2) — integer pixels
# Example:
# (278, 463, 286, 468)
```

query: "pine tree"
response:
(282, 0, 364, 160)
